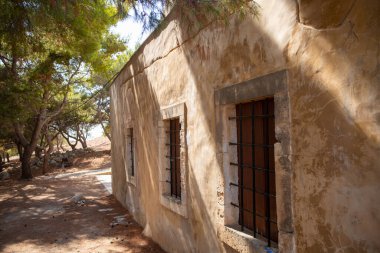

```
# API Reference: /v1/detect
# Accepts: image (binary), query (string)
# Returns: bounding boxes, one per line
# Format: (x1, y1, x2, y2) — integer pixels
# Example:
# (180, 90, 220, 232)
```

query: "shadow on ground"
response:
(0, 151, 165, 253)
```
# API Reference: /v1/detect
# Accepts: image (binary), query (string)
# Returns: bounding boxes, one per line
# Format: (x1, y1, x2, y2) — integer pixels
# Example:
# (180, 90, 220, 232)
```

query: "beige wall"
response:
(110, 0, 380, 252)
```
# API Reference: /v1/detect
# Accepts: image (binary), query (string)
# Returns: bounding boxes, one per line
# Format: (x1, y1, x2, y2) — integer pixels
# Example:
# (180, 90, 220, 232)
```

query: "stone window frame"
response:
(124, 121, 137, 186)
(158, 102, 188, 218)
(215, 70, 295, 253)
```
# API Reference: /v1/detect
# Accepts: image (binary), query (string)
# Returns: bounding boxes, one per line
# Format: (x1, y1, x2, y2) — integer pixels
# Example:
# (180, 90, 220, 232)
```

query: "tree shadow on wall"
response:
(111, 0, 380, 252)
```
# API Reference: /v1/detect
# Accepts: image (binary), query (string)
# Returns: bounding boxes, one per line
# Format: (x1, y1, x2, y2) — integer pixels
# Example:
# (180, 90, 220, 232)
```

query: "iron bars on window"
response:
(130, 128, 134, 177)
(165, 118, 181, 199)
(229, 98, 278, 247)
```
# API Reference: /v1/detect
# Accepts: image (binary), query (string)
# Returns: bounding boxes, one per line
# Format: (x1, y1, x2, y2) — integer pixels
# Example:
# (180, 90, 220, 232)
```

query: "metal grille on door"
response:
(229, 98, 278, 246)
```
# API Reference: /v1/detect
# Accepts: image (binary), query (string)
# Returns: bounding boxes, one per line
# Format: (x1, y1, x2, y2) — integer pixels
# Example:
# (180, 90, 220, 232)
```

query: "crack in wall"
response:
(116, 19, 217, 87)
(294, 0, 357, 31)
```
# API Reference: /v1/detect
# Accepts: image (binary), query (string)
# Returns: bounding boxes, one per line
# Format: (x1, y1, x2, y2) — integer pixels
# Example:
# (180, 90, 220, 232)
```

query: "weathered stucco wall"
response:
(110, 0, 380, 252)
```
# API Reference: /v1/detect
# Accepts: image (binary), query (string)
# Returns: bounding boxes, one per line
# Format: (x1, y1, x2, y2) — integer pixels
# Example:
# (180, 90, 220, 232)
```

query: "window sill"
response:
(217, 225, 278, 253)
(160, 194, 187, 218)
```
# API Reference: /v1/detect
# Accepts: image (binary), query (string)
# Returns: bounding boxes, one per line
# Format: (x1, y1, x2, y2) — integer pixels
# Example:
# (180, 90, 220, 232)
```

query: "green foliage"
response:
(0, 1, 127, 176)
(0, 0, 257, 175)
(115, 0, 259, 31)
(0, 0, 126, 126)
(90, 50, 133, 140)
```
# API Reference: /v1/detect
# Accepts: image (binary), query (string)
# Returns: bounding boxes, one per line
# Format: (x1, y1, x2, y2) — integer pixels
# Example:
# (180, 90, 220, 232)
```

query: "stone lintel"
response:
(215, 70, 287, 106)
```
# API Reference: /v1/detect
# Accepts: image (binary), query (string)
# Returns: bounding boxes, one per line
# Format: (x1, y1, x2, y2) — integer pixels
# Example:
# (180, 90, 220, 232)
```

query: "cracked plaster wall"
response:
(110, 0, 380, 252)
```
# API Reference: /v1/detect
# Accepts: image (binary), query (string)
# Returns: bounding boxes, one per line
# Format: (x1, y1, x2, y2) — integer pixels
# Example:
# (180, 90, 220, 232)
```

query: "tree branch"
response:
(44, 61, 82, 124)
(44, 88, 69, 124)
(13, 123, 29, 147)
(0, 54, 10, 69)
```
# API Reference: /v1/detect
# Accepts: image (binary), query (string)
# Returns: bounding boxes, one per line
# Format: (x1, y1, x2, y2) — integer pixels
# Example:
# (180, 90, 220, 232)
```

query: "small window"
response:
(158, 102, 188, 217)
(167, 118, 181, 199)
(125, 127, 136, 183)
(230, 98, 278, 246)
(129, 128, 135, 177)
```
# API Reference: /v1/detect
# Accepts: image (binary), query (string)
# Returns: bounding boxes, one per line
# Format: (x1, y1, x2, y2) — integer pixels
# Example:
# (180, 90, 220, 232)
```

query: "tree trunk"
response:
(16, 110, 46, 179)
(100, 121, 111, 141)
(79, 138, 87, 149)
(60, 131, 78, 150)
(16, 142, 23, 161)
(78, 128, 87, 149)
(42, 132, 54, 174)
(21, 146, 33, 179)
(66, 137, 77, 150)
(14, 81, 68, 179)
(42, 153, 49, 175)
(35, 146, 43, 159)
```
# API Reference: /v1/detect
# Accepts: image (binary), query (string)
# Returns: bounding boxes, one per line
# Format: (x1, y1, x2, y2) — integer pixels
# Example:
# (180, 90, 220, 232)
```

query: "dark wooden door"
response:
(236, 98, 278, 244)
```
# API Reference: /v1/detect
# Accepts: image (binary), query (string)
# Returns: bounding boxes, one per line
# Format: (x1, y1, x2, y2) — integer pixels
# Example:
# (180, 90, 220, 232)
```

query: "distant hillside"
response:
(87, 136, 111, 151)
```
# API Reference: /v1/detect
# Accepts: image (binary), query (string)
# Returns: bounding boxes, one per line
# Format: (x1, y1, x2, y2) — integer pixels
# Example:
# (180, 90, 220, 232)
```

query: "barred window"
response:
(166, 118, 181, 199)
(125, 127, 136, 182)
(229, 97, 278, 246)
(158, 102, 188, 217)
(129, 128, 134, 177)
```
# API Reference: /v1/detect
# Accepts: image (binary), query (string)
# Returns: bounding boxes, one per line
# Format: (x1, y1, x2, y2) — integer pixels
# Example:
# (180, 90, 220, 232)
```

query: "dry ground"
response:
(0, 138, 165, 253)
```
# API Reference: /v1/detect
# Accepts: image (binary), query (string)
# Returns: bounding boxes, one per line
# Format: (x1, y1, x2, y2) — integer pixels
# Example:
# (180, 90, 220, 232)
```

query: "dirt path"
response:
(0, 150, 165, 253)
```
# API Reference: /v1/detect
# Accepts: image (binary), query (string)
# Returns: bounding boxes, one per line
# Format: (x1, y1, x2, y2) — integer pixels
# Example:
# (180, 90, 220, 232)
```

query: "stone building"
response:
(110, 0, 380, 252)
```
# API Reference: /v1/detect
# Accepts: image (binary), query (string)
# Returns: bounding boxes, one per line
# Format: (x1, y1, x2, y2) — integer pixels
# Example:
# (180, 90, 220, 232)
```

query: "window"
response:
(167, 118, 181, 199)
(125, 127, 136, 185)
(158, 102, 188, 218)
(216, 71, 294, 252)
(129, 128, 135, 177)
(229, 98, 278, 246)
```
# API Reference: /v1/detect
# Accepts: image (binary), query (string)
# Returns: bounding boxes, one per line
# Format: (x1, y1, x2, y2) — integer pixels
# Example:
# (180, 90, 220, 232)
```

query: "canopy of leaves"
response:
(115, 0, 259, 31)
(0, 0, 126, 160)
(0, 0, 125, 126)
(0, 0, 258, 158)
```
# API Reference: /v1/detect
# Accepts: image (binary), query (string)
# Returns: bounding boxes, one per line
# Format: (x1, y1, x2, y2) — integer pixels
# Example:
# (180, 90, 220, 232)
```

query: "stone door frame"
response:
(215, 70, 295, 253)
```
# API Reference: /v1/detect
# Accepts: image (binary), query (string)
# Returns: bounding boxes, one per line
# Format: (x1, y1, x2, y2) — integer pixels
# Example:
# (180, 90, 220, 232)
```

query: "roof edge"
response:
(111, 8, 176, 87)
